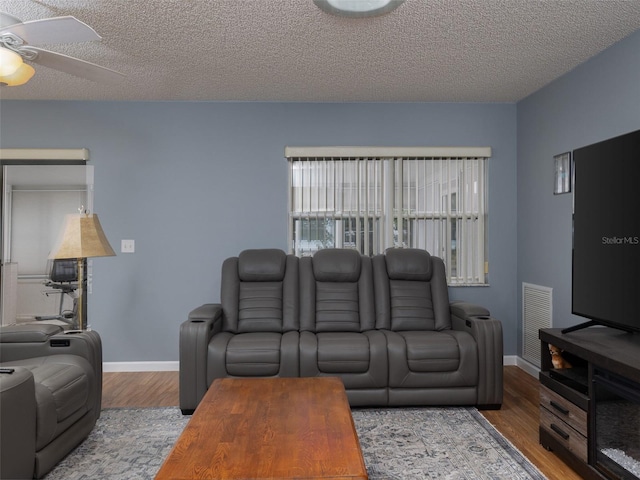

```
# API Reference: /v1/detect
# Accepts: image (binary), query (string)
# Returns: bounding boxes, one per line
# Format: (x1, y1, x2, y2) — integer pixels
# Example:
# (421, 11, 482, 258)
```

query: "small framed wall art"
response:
(554, 152, 571, 194)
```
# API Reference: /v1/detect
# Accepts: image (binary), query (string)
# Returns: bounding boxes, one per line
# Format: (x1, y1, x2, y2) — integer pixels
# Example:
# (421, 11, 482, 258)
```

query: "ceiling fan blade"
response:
(0, 16, 101, 45)
(29, 47, 124, 84)
(0, 12, 22, 29)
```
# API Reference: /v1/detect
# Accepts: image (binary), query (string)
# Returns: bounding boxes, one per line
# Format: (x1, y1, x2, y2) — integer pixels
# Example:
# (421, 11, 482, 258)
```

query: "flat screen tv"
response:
(568, 129, 640, 334)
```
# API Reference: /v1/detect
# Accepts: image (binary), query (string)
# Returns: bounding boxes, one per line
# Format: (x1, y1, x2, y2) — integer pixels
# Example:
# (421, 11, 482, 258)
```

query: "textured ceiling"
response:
(1, 0, 640, 103)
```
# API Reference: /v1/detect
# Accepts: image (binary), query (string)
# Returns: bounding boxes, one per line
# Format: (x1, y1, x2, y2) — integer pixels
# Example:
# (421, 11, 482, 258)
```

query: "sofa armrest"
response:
(0, 324, 62, 345)
(450, 301, 503, 409)
(0, 367, 36, 479)
(0, 326, 101, 367)
(179, 304, 223, 414)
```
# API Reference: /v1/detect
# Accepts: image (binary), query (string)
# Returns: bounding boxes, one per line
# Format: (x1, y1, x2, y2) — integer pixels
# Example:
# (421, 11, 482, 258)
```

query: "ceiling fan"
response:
(0, 11, 124, 86)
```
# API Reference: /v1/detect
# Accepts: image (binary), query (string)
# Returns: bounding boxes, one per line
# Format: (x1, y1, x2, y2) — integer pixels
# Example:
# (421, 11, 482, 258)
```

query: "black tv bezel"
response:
(568, 129, 640, 335)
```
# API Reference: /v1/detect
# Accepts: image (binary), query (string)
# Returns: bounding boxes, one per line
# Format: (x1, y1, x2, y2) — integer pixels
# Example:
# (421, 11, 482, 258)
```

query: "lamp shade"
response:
(50, 213, 116, 259)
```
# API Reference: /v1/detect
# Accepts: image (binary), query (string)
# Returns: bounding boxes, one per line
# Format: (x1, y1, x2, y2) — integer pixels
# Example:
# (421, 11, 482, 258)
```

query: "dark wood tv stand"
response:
(538, 327, 640, 480)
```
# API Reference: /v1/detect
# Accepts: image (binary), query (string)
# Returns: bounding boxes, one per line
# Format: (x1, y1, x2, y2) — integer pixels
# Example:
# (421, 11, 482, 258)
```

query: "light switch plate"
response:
(121, 239, 135, 253)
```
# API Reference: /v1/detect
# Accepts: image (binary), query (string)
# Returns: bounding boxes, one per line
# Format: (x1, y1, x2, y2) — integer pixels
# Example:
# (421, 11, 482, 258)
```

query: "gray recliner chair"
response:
(373, 248, 503, 408)
(180, 248, 299, 414)
(0, 324, 102, 479)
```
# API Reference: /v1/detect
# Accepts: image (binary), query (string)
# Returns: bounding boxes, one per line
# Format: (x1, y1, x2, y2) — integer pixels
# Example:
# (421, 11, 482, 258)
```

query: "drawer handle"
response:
(550, 423, 570, 440)
(550, 400, 569, 415)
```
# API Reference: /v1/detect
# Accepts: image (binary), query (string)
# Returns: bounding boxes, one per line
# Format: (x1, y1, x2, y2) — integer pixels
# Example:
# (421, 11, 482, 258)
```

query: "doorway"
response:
(1, 164, 93, 325)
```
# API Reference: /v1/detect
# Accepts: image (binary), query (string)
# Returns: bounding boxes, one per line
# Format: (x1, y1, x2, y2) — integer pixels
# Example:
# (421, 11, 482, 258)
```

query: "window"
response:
(286, 147, 490, 285)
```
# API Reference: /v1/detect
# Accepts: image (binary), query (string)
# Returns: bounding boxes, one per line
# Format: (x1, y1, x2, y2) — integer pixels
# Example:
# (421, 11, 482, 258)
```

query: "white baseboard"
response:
(103, 356, 539, 375)
(513, 356, 540, 377)
(103, 361, 179, 372)
(503, 355, 518, 366)
(503, 355, 539, 377)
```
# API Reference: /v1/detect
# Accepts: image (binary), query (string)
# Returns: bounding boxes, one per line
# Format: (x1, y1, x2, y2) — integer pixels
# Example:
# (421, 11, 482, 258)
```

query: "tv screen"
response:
(572, 129, 640, 333)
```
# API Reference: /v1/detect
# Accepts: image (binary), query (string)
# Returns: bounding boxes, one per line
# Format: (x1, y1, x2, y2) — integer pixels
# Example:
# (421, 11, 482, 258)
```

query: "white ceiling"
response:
(1, 0, 640, 103)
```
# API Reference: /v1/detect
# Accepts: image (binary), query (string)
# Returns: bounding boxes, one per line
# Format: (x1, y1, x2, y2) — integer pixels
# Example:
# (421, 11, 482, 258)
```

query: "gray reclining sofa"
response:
(180, 248, 502, 414)
(0, 324, 102, 479)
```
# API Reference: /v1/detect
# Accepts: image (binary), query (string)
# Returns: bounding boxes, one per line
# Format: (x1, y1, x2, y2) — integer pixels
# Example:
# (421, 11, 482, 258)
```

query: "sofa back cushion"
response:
(300, 249, 375, 332)
(373, 248, 451, 331)
(221, 249, 299, 333)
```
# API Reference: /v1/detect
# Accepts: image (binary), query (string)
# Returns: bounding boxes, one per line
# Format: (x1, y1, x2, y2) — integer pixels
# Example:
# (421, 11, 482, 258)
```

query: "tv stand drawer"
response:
(540, 407, 588, 463)
(540, 384, 587, 436)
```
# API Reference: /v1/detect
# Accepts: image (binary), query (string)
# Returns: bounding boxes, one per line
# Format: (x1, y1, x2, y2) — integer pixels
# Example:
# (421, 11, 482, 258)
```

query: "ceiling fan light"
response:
(327, 0, 391, 12)
(314, 0, 404, 17)
(0, 62, 35, 86)
(0, 47, 23, 76)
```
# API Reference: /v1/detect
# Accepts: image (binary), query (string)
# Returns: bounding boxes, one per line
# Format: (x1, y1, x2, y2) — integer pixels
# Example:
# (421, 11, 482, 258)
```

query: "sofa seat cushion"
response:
(299, 331, 388, 391)
(403, 331, 460, 372)
(385, 330, 478, 388)
(226, 332, 282, 376)
(207, 331, 300, 381)
(2, 355, 93, 450)
(317, 332, 370, 374)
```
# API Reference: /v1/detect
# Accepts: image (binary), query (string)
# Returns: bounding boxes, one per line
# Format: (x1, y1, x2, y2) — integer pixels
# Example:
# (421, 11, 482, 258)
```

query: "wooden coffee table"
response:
(155, 377, 368, 480)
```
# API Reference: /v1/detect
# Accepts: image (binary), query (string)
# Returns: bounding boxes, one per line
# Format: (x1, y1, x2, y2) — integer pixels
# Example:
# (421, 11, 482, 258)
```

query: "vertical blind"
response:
(286, 147, 490, 285)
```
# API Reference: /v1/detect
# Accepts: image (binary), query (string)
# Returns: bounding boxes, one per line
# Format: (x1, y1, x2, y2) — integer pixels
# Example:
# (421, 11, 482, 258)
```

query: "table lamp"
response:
(49, 212, 116, 330)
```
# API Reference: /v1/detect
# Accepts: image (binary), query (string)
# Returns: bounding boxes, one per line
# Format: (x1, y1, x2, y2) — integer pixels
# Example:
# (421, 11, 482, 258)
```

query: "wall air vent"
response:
(522, 283, 552, 367)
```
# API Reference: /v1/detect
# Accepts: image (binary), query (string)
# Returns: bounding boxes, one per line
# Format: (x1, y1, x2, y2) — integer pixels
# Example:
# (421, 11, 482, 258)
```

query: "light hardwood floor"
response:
(102, 366, 580, 480)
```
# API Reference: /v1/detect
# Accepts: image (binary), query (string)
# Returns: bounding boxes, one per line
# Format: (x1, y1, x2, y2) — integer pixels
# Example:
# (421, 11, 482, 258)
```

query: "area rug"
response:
(44, 406, 546, 480)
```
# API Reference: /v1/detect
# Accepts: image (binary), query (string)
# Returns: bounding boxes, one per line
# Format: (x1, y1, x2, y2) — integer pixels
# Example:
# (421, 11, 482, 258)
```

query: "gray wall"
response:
(0, 101, 518, 362)
(516, 29, 640, 353)
(3, 28, 639, 364)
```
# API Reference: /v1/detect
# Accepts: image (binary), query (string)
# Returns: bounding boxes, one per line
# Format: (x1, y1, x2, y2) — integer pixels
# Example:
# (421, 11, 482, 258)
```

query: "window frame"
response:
(286, 146, 491, 286)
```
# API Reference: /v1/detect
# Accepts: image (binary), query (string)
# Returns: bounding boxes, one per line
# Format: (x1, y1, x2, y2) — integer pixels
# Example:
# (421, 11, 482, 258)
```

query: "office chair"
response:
(35, 259, 78, 326)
